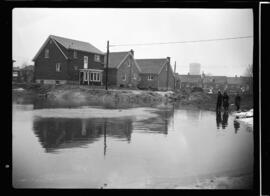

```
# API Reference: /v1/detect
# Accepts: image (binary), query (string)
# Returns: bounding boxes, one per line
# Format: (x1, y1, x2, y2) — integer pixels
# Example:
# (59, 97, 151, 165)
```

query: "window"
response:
(133, 74, 136, 80)
(56, 63, 61, 72)
(94, 54, 100, 62)
(74, 66, 78, 70)
(74, 51, 77, 59)
(122, 74, 126, 81)
(127, 60, 131, 67)
(90, 73, 93, 81)
(89, 72, 101, 82)
(49, 40, 53, 44)
(55, 81, 60, 85)
(13, 72, 18, 77)
(84, 56, 88, 69)
(147, 74, 153, 80)
(45, 49, 49, 58)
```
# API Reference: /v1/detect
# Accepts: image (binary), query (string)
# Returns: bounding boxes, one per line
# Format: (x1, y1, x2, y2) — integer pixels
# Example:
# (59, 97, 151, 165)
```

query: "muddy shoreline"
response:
(12, 83, 253, 112)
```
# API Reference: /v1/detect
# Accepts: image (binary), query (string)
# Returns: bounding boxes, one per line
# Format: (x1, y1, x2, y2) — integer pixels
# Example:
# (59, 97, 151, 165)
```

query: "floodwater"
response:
(12, 100, 253, 189)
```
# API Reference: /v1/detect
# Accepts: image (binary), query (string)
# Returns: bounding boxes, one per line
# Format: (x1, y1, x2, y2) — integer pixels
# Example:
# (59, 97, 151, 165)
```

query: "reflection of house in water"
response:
(33, 117, 133, 153)
(135, 107, 174, 135)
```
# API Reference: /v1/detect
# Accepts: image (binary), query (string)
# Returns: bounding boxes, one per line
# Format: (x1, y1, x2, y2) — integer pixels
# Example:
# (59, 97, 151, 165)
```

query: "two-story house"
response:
(33, 35, 105, 85)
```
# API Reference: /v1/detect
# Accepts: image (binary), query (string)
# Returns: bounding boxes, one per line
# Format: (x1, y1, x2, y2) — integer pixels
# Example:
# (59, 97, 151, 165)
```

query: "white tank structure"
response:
(189, 63, 201, 75)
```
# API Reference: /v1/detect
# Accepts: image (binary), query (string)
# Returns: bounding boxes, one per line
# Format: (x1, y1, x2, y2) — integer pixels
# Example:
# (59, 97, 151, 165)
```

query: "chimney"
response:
(130, 49, 134, 57)
(166, 57, 170, 64)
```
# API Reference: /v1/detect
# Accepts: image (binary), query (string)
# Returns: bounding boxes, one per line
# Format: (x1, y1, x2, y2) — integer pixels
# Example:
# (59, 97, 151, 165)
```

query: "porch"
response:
(79, 69, 104, 86)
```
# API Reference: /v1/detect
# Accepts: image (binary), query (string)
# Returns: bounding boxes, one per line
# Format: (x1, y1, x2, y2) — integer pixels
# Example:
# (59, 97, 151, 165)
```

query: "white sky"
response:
(12, 8, 253, 77)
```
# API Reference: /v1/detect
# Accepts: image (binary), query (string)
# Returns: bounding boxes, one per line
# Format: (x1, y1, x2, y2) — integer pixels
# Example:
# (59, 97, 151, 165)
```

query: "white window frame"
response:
(45, 49, 49, 58)
(84, 56, 88, 69)
(13, 72, 18, 77)
(133, 73, 136, 80)
(94, 54, 100, 62)
(147, 74, 153, 81)
(56, 63, 61, 72)
(90, 72, 101, 82)
(74, 50, 77, 59)
(122, 74, 126, 81)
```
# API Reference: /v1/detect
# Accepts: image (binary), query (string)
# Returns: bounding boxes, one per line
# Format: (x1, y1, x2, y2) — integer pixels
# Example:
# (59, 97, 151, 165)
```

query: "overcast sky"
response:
(12, 8, 253, 77)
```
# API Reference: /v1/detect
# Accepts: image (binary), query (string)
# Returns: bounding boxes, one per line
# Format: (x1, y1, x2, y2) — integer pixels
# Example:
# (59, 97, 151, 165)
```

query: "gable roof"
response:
(105, 51, 141, 72)
(50, 35, 104, 55)
(135, 58, 168, 74)
(106, 51, 129, 68)
(33, 35, 104, 61)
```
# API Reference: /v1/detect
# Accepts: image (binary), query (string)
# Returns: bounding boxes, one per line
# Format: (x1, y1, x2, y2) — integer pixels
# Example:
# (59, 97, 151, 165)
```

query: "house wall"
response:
(158, 63, 175, 90)
(116, 55, 140, 87)
(66, 49, 105, 82)
(103, 68, 118, 86)
(34, 39, 68, 81)
(138, 73, 158, 90)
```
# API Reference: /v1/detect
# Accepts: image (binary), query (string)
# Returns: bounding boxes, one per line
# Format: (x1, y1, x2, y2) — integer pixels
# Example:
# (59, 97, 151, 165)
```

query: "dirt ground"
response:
(12, 83, 253, 111)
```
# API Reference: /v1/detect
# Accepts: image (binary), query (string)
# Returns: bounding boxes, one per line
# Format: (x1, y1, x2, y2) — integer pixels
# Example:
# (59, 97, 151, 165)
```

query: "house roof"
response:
(104, 51, 141, 72)
(135, 58, 168, 74)
(211, 76, 227, 84)
(33, 35, 104, 61)
(227, 77, 242, 85)
(179, 74, 202, 83)
(106, 52, 129, 68)
(50, 35, 104, 55)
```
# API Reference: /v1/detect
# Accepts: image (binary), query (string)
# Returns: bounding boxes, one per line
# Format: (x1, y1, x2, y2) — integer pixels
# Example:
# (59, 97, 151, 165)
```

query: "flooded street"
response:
(12, 102, 253, 189)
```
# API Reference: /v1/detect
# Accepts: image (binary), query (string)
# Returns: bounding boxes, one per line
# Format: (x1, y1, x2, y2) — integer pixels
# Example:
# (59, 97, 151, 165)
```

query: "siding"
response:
(158, 63, 175, 90)
(34, 39, 68, 81)
(116, 55, 140, 87)
(66, 50, 105, 82)
(138, 73, 158, 90)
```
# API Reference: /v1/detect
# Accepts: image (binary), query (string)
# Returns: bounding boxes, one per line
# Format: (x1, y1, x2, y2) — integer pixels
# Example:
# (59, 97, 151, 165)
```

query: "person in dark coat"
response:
(216, 90, 223, 113)
(235, 93, 241, 111)
(222, 91, 229, 111)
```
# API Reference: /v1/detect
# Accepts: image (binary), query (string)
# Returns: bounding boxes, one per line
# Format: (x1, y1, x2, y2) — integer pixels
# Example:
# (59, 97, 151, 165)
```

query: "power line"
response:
(110, 35, 253, 47)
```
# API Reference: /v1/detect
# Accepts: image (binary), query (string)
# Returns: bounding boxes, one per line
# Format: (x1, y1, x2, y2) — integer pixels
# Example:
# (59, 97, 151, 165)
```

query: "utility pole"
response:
(105, 41, 109, 90)
(174, 61, 176, 91)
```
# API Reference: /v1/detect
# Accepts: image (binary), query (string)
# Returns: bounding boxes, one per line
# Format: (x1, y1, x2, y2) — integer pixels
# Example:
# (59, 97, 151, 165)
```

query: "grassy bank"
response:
(12, 83, 253, 111)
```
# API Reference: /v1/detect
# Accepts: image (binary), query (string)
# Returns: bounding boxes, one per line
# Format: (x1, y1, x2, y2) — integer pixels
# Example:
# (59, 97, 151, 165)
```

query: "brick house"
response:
(33, 35, 105, 85)
(178, 74, 202, 89)
(104, 50, 141, 88)
(136, 57, 174, 91)
(226, 76, 242, 93)
(20, 65, 35, 83)
(12, 67, 21, 83)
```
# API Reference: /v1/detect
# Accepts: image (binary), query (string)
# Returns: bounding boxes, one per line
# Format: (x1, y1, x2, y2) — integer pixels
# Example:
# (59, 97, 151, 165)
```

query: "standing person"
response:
(223, 91, 229, 111)
(216, 90, 223, 113)
(235, 92, 241, 111)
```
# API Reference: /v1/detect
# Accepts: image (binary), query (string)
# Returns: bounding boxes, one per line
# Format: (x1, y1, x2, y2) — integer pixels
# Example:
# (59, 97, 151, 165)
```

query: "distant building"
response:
(12, 67, 21, 83)
(20, 65, 35, 83)
(178, 74, 202, 89)
(136, 57, 175, 91)
(189, 63, 201, 75)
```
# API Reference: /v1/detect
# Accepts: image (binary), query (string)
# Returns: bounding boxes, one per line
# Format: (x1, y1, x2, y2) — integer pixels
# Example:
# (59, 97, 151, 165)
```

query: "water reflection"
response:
(234, 120, 240, 134)
(33, 117, 133, 153)
(32, 107, 174, 153)
(216, 111, 222, 129)
(222, 111, 229, 129)
(216, 111, 229, 129)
